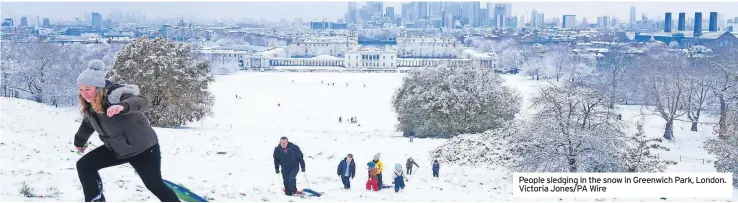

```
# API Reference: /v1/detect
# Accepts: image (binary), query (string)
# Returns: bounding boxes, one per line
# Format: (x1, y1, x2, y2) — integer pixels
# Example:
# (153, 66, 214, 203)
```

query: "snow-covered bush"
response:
(705, 134, 738, 188)
(109, 36, 215, 127)
(430, 124, 518, 167)
(392, 65, 521, 138)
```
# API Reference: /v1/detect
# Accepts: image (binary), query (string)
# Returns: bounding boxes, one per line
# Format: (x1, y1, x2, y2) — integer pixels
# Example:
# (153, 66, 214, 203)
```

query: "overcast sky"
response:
(2, 1, 736, 24)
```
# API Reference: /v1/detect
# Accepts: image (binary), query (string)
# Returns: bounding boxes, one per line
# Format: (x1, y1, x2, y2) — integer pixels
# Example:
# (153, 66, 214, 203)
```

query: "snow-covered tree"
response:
(108, 36, 215, 127)
(430, 124, 519, 167)
(595, 45, 639, 109)
(512, 81, 627, 172)
(392, 65, 521, 138)
(623, 121, 676, 172)
(522, 55, 545, 80)
(682, 57, 712, 132)
(498, 47, 527, 73)
(703, 48, 738, 139)
(545, 45, 575, 81)
(704, 131, 738, 188)
(638, 50, 689, 140)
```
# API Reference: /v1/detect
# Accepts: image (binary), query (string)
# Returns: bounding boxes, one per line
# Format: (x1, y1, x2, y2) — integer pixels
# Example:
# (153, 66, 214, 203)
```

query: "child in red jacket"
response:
(365, 162, 379, 191)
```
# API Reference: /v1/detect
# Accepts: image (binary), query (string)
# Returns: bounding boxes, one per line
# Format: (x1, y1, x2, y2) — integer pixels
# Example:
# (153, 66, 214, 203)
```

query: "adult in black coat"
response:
(273, 137, 305, 196)
(336, 154, 356, 189)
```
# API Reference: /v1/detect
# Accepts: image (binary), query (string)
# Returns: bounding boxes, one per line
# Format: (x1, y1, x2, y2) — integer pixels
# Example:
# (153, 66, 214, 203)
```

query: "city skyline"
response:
(2, 1, 737, 24)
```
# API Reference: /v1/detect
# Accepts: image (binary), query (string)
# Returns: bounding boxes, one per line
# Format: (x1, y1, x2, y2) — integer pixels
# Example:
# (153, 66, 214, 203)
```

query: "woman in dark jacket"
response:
(73, 60, 179, 202)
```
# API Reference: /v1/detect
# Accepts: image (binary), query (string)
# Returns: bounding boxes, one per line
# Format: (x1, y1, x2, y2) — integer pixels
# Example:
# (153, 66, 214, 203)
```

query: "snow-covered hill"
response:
(1, 72, 735, 201)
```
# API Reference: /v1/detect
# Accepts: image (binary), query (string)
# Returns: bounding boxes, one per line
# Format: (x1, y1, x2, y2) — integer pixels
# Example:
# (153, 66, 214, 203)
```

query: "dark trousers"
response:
(281, 166, 299, 196)
(376, 173, 383, 190)
(407, 167, 413, 175)
(394, 176, 405, 192)
(76, 144, 179, 202)
(433, 169, 439, 177)
(341, 176, 351, 189)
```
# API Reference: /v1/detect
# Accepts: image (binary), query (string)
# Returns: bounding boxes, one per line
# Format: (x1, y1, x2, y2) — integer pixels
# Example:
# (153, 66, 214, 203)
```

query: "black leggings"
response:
(76, 144, 179, 202)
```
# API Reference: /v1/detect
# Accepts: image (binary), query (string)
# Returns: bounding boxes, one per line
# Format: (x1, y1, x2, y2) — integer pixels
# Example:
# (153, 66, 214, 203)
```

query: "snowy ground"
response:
(1, 72, 736, 201)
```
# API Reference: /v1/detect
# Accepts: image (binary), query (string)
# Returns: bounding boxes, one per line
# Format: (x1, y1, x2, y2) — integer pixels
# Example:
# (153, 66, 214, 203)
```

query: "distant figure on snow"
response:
(408, 129, 415, 142)
(432, 160, 440, 178)
(273, 137, 306, 196)
(336, 154, 355, 189)
(392, 163, 409, 192)
(73, 60, 179, 201)
(406, 157, 419, 175)
(278, 103, 281, 107)
(339, 116, 342, 123)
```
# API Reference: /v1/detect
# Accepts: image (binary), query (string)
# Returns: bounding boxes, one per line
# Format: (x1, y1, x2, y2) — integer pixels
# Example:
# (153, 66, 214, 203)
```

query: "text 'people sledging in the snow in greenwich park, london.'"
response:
(73, 60, 180, 202)
(273, 136, 306, 196)
(336, 154, 356, 189)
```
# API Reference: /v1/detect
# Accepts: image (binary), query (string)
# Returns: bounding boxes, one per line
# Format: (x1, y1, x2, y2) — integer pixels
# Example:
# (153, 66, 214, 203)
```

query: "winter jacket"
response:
(393, 168, 408, 182)
(373, 160, 384, 173)
(432, 162, 440, 171)
(337, 158, 356, 178)
(406, 159, 419, 169)
(273, 142, 306, 171)
(368, 167, 379, 179)
(74, 82, 158, 159)
(409, 130, 415, 137)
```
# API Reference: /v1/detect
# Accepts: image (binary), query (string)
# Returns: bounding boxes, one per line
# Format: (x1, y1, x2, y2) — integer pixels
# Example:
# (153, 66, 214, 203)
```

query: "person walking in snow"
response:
(336, 154, 355, 189)
(392, 163, 409, 192)
(408, 129, 415, 142)
(339, 116, 342, 123)
(406, 158, 420, 175)
(73, 60, 179, 202)
(273, 137, 306, 196)
(365, 162, 379, 191)
(372, 153, 385, 190)
(432, 160, 440, 178)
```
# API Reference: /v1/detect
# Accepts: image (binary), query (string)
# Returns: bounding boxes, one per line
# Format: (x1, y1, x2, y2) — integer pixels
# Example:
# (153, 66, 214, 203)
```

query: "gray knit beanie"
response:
(77, 60, 108, 88)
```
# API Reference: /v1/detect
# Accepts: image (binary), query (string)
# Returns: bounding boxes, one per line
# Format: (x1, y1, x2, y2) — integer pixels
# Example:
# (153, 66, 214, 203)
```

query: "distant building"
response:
(92, 12, 103, 30)
(562, 15, 576, 29)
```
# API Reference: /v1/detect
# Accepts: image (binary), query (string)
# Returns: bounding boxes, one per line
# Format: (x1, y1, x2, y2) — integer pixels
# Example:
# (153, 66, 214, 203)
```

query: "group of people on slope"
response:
(336, 153, 441, 193)
(69, 59, 442, 201)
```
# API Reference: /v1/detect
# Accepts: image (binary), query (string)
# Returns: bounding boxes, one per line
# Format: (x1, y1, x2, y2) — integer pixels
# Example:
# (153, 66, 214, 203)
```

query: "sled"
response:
(282, 188, 324, 198)
(163, 179, 208, 202)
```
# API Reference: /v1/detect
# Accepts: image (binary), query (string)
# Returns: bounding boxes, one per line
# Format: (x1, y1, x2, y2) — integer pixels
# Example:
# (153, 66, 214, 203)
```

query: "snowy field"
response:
(1, 72, 736, 202)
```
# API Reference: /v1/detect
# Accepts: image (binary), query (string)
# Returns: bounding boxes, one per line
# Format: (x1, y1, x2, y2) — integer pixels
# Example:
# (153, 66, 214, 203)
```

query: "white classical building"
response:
(288, 30, 358, 57)
(460, 48, 498, 69)
(395, 30, 462, 58)
(344, 45, 398, 69)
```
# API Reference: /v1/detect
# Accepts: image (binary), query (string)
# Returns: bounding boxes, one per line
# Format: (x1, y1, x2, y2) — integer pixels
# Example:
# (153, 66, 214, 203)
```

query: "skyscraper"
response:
(417, 2, 429, 20)
(347, 2, 358, 23)
(42, 18, 50, 27)
(630, 6, 636, 23)
(562, 15, 575, 28)
(493, 4, 505, 28)
(386, 7, 395, 19)
(429, 2, 444, 18)
(530, 10, 538, 27)
(91, 12, 102, 30)
(20, 16, 28, 27)
(664, 12, 672, 32)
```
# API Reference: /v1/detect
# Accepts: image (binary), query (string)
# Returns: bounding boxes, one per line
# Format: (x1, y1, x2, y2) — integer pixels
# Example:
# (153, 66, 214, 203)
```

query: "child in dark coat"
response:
(432, 160, 440, 178)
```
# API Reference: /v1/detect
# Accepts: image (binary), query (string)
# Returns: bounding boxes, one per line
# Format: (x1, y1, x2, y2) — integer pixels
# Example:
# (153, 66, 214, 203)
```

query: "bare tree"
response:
(513, 81, 626, 172)
(702, 48, 738, 139)
(682, 56, 713, 132)
(624, 120, 676, 172)
(595, 45, 639, 109)
(639, 50, 689, 140)
(546, 45, 575, 82)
